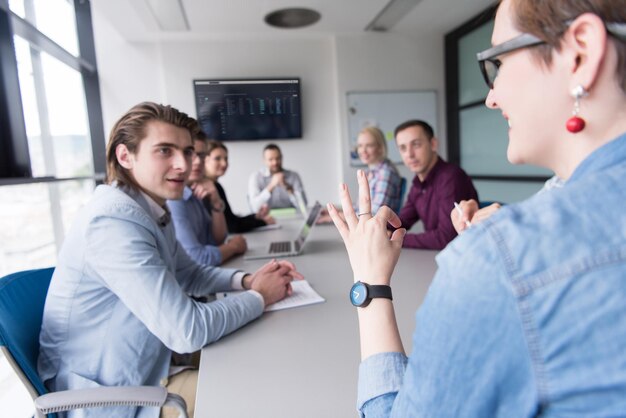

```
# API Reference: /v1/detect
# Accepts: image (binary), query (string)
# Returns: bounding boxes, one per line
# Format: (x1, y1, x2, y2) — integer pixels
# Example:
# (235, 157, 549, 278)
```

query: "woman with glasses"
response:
(328, 0, 626, 416)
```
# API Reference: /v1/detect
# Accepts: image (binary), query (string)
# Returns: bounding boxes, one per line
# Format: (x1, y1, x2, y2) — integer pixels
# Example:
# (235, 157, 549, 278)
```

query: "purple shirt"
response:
(398, 156, 478, 250)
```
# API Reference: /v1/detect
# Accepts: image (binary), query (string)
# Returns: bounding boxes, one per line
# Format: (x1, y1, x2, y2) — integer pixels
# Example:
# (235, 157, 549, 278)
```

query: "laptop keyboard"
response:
(269, 241, 292, 253)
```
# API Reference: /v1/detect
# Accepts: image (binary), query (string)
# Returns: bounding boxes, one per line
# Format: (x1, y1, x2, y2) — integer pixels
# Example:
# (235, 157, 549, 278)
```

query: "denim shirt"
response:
(358, 131, 626, 417)
(167, 187, 222, 266)
(38, 184, 264, 418)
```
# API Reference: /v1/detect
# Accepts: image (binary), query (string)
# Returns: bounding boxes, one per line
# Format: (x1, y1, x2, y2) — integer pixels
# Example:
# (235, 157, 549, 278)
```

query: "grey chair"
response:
(0, 267, 188, 417)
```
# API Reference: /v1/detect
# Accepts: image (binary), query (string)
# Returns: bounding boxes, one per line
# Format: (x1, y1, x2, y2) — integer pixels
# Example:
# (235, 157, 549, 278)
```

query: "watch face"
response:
(350, 282, 368, 307)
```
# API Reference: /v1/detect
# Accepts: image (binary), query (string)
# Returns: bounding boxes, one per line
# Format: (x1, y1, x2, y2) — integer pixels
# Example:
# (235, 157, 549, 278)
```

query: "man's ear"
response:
(430, 136, 439, 152)
(562, 13, 607, 92)
(115, 144, 134, 170)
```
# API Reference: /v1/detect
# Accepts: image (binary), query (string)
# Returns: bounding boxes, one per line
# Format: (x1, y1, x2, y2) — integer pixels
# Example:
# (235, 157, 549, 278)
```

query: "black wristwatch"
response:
(349, 281, 392, 308)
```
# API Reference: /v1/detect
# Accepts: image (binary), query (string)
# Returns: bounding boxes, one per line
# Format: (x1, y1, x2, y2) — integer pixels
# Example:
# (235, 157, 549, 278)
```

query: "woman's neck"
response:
(368, 159, 384, 169)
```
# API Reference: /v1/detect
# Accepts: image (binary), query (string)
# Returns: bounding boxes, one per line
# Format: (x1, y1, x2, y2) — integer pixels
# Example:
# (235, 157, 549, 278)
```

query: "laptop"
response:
(244, 201, 322, 260)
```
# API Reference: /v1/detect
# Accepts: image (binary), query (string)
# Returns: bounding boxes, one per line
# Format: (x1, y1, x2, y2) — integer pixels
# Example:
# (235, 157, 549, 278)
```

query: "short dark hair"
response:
(194, 130, 208, 143)
(394, 120, 434, 140)
(263, 143, 282, 154)
(511, 0, 626, 93)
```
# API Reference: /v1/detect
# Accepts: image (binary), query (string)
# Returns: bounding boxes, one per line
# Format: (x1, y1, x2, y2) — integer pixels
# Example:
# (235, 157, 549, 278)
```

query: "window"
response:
(9, 0, 80, 56)
(0, 0, 104, 275)
(0, 2, 104, 414)
(445, 7, 550, 204)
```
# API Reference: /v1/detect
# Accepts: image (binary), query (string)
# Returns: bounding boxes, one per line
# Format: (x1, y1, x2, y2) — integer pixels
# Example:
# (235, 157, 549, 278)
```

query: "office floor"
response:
(0, 351, 33, 417)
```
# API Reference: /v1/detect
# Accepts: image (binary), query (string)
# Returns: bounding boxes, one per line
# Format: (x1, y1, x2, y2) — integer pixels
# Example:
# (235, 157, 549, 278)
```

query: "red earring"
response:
(566, 85, 588, 133)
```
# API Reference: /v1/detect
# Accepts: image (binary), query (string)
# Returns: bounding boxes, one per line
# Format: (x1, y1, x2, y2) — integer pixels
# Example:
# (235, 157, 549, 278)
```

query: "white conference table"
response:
(195, 216, 438, 418)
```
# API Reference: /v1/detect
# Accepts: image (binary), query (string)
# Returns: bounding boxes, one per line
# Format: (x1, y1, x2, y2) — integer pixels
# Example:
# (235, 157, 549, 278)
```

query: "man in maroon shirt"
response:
(395, 120, 478, 250)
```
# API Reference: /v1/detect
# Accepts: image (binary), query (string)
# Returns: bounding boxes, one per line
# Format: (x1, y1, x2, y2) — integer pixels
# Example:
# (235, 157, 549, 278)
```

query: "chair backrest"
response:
(479, 200, 503, 209)
(0, 268, 55, 401)
(395, 177, 408, 213)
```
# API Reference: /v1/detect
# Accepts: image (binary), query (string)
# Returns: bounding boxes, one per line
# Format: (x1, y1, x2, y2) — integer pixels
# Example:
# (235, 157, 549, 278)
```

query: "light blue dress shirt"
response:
(167, 187, 222, 266)
(358, 131, 626, 417)
(38, 184, 264, 417)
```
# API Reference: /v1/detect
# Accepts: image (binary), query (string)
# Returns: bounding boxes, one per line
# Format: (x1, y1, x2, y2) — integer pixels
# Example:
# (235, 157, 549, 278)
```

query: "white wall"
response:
(158, 38, 341, 213)
(92, 8, 447, 214)
(334, 32, 446, 195)
(92, 12, 165, 136)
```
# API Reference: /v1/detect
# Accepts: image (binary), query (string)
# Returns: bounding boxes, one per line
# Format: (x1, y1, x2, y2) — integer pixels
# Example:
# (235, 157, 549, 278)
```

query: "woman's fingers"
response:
(376, 206, 403, 229)
(338, 184, 358, 230)
(356, 170, 373, 221)
(389, 228, 406, 247)
(328, 203, 350, 242)
(472, 203, 501, 224)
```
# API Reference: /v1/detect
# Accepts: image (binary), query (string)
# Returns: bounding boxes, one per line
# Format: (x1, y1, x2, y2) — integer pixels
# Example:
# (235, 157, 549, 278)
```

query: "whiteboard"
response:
(346, 90, 437, 166)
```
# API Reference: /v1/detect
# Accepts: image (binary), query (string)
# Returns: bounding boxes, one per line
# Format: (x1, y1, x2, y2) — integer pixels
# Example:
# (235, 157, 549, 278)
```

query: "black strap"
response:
(368, 284, 392, 300)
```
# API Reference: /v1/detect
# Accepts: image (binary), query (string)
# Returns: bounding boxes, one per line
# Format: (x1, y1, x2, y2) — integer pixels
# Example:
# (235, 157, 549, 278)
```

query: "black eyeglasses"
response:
(476, 21, 626, 89)
(476, 33, 544, 89)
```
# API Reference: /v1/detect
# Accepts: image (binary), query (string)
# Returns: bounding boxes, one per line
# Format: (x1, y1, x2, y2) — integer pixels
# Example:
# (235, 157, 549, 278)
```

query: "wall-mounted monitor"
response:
(193, 78, 302, 141)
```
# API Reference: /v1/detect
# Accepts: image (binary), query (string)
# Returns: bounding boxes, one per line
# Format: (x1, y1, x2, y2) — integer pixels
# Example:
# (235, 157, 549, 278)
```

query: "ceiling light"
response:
(264, 8, 321, 29)
(365, 0, 422, 32)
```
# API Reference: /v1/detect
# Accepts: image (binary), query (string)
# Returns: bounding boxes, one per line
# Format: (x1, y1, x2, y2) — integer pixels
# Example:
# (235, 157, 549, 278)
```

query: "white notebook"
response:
(216, 280, 325, 312)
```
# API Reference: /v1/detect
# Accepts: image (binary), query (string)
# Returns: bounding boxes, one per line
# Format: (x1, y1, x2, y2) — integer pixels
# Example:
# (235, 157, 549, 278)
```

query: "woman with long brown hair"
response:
(198, 140, 275, 233)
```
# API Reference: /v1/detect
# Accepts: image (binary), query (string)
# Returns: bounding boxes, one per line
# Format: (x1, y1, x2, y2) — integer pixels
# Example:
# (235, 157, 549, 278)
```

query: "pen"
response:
(454, 202, 472, 228)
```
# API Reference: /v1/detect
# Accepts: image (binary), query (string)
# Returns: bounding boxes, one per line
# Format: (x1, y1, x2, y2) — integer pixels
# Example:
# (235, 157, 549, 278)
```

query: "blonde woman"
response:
(356, 126, 402, 213)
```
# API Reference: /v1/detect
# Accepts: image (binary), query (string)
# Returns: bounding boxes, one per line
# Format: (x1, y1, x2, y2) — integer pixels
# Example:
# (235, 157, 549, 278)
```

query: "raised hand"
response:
(327, 170, 405, 286)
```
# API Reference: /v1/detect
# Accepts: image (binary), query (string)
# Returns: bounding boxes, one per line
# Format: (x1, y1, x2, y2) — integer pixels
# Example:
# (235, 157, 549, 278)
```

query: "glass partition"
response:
(446, 6, 549, 205)
(458, 21, 493, 106)
(460, 106, 551, 177)
(473, 179, 544, 205)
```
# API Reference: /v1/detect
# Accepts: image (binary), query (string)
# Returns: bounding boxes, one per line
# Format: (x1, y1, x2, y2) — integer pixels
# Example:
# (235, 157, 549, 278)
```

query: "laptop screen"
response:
(295, 202, 322, 248)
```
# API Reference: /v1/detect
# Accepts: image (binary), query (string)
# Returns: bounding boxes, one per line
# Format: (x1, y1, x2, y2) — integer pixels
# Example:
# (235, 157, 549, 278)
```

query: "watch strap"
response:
(368, 284, 392, 300)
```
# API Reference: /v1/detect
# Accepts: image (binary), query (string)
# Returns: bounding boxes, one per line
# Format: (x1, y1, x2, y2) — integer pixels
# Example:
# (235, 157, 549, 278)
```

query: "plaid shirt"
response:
(367, 159, 403, 213)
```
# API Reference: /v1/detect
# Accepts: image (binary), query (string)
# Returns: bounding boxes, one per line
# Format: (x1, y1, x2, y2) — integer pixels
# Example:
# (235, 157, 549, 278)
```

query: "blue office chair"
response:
(0, 268, 188, 418)
(394, 177, 408, 213)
